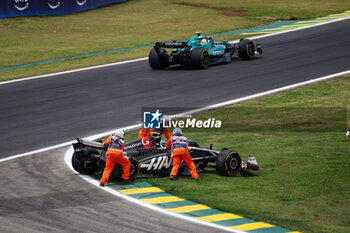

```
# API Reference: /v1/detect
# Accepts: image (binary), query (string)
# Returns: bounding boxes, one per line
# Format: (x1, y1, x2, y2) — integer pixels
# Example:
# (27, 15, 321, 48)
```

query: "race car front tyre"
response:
(216, 149, 241, 176)
(191, 48, 209, 69)
(238, 39, 255, 60)
(149, 48, 170, 69)
(72, 152, 98, 175)
(110, 157, 140, 181)
(188, 139, 200, 148)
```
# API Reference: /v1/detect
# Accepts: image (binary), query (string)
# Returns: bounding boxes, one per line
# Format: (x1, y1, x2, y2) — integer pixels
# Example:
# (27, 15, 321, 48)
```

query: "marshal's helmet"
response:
(173, 127, 183, 136)
(114, 129, 125, 139)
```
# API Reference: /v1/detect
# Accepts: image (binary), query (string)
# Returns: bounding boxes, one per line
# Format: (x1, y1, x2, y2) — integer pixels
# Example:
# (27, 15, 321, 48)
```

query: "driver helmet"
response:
(151, 131, 161, 137)
(200, 38, 208, 44)
(114, 129, 125, 139)
(173, 127, 183, 136)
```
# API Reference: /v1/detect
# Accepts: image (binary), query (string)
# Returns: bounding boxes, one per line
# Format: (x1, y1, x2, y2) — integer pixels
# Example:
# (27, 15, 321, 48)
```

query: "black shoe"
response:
(194, 177, 200, 182)
(169, 175, 175, 180)
(122, 179, 133, 184)
(99, 183, 105, 187)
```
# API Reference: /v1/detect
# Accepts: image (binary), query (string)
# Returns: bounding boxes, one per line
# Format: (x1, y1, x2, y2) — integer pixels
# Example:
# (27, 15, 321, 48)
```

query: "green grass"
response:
(125, 76, 350, 233)
(1, 0, 350, 80)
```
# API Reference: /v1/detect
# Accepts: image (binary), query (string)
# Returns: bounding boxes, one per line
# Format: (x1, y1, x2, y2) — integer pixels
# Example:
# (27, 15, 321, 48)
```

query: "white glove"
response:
(346, 131, 350, 138)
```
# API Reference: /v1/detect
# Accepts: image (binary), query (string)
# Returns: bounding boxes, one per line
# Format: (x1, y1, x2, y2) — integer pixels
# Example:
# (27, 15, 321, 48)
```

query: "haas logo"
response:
(146, 155, 172, 171)
(14, 0, 29, 11)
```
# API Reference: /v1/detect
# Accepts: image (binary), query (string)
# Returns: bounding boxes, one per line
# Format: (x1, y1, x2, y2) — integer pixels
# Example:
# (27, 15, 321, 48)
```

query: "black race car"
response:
(71, 134, 259, 181)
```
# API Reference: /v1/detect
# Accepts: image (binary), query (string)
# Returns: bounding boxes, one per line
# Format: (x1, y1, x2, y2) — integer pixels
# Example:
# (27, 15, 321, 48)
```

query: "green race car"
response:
(149, 32, 263, 69)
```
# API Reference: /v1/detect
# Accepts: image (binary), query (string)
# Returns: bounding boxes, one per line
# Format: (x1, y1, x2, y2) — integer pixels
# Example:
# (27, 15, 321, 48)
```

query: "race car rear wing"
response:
(155, 41, 188, 48)
(76, 138, 106, 149)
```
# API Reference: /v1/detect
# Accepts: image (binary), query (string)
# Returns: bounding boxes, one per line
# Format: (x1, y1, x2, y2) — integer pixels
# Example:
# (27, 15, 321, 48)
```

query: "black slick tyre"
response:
(72, 152, 96, 175)
(191, 48, 209, 69)
(216, 149, 241, 176)
(149, 48, 169, 69)
(188, 139, 200, 148)
(110, 157, 140, 181)
(238, 39, 255, 60)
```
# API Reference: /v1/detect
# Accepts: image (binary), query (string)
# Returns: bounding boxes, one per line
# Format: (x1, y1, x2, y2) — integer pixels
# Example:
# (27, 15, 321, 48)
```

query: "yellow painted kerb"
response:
(141, 196, 185, 204)
(166, 204, 210, 213)
(196, 213, 242, 222)
(230, 222, 275, 231)
(119, 187, 164, 195)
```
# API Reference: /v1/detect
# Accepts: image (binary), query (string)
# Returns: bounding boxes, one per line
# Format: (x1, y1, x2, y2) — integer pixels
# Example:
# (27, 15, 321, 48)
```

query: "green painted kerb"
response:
(111, 181, 300, 233)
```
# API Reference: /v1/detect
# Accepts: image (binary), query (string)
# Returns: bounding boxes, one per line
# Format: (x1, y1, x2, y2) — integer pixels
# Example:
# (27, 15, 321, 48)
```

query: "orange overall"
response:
(138, 127, 171, 140)
(100, 135, 130, 184)
(138, 128, 151, 139)
(166, 136, 199, 179)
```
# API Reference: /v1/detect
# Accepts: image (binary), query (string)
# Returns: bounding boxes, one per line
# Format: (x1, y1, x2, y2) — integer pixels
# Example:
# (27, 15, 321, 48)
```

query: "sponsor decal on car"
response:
(144, 155, 172, 171)
(141, 137, 152, 149)
(211, 50, 225, 56)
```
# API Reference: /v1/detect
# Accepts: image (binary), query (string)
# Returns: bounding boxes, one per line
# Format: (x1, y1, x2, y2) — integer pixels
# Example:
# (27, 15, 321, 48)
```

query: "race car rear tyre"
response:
(238, 39, 255, 60)
(110, 157, 140, 181)
(216, 149, 241, 176)
(188, 139, 200, 148)
(71, 152, 97, 175)
(191, 48, 209, 69)
(149, 48, 170, 69)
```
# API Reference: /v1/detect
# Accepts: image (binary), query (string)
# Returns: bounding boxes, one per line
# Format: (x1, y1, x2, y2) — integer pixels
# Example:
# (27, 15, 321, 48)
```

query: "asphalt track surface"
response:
(1, 19, 350, 232)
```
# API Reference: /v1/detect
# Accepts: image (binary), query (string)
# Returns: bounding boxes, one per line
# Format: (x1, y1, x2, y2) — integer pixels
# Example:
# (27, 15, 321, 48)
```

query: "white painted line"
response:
(0, 140, 74, 163)
(63, 146, 246, 233)
(0, 57, 147, 85)
(0, 15, 349, 86)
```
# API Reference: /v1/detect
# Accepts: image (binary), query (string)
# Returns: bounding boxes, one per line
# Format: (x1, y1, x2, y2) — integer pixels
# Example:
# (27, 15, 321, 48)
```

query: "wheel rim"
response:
(229, 157, 238, 170)
(129, 163, 135, 175)
(202, 51, 209, 67)
(247, 42, 254, 56)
